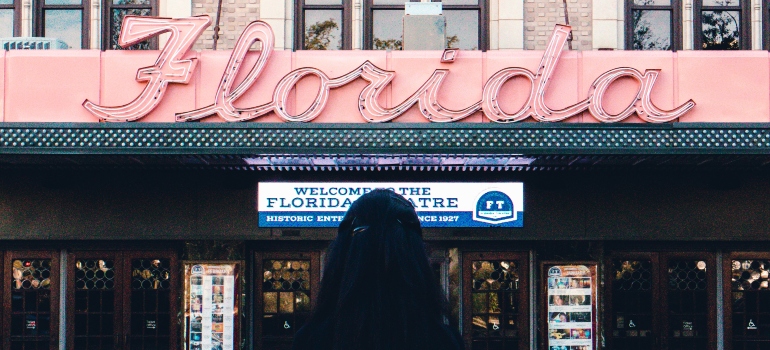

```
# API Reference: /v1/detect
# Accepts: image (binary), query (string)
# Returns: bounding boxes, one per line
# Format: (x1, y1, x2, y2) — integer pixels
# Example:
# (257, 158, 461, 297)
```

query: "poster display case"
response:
(183, 262, 242, 350)
(543, 263, 598, 350)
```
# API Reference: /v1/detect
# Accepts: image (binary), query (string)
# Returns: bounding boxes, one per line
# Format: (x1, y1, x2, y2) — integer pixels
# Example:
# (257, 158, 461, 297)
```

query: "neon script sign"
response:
(83, 16, 695, 123)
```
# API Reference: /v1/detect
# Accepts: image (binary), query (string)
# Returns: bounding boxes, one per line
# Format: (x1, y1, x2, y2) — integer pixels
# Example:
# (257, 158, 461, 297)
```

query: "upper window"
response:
(626, 0, 750, 50)
(295, 0, 352, 50)
(626, 0, 680, 50)
(364, 0, 486, 50)
(104, 0, 158, 49)
(0, 0, 18, 38)
(34, 0, 89, 49)
(295, 0, 487, 51)
(0, 0, 155, 49)
(694, 0, 749, 49)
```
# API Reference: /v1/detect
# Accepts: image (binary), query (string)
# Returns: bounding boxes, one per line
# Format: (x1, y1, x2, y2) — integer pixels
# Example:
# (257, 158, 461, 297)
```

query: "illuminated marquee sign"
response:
(84, 16, 695, 123)
(256, 182, 524, 228)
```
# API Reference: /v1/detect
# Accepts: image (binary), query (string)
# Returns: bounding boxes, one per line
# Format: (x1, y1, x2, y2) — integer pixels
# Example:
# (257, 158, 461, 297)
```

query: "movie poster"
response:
(546, 265, 595, 350)
(185, 263, 239, 350)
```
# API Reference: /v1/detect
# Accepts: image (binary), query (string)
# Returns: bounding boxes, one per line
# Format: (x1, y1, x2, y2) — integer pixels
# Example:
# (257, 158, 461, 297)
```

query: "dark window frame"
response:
(463, 251, 530, 350)
(2, 250, 61, 350)
(723, 252, 770, 350)
(294, 0, 352, 50)
(363, 0, 488, 51)
(693, 0, 750, 49)
(65, 250, 179, 350)
(604, 251, 718, 350)
(0, 0, 20, 37)
(102, 0, 159, 50)
(34, 0, 90, 49)
(252, 251, 321, 350)
(625, 0, 682, 50)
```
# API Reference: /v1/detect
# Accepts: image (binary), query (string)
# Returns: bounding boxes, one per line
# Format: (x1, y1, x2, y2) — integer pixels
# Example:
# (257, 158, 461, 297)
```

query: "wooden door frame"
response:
(122, 250, 180, 350)
(659, 252, 718, 350)
(461, 251, 530, 350)
(723, 252, 770, 350)
(66, 250, 125, 350)
(3, 250, 60, 350)
(539, 261, 598, 350)
(604, 252, 662, 349)
(253, 251, 321, 350)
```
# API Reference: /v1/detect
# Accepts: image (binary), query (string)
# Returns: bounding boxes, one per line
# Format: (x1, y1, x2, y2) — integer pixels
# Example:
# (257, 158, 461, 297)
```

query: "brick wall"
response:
(524, 0, 592, 50)
(191, 0, 260, 50)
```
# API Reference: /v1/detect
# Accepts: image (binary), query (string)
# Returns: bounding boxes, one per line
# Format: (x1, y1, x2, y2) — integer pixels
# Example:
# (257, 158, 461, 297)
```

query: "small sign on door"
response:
(146, 320, 156, 329)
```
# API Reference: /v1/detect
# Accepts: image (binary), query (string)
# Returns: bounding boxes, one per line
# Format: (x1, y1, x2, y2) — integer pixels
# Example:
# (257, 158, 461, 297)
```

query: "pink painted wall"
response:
(3, 49, 768, 123)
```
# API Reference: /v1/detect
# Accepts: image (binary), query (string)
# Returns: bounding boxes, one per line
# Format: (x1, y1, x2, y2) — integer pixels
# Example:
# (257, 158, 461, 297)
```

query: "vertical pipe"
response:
(562, 0, 573, 49)
(716, 251, 724, 350)
(530, 250, 537, 350)
(212, 0, 224, 49)
(59, 249, 67, 350)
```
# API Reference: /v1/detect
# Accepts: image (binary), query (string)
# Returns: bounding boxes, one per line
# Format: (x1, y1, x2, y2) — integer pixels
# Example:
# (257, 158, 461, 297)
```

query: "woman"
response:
(293, 189, 464, 350)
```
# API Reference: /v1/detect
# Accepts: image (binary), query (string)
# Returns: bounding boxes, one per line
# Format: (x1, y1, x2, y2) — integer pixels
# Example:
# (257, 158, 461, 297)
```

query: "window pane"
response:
(45, 0, 80, 5)
(0, 9, 13, 37)
(702, 0, 738, 6)
(633, 0, 671, 5)
(110, 8, 152, 50)
(445, 10, 479, 49)
(667, 260, 708, 349)
(442, 0, 478, 5)
(113, 0, 151, 5)
(304, 10, 342, 50)
(306, 0, 341, 4)
(701, 10, 740, 49)
(373, 9, 402, 50)
(632, 10, 671, 50)
(374, 0, 407, 4)
(0, 0, 12, 6)
(44, 10, 81, 48)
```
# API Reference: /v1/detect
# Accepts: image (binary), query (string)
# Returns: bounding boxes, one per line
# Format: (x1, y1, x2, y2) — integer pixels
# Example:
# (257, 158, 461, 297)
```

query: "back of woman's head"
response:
(294, 189, 460, 350)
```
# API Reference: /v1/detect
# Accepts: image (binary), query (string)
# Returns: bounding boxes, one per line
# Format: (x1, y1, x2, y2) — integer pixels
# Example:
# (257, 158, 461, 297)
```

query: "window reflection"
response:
(701, 10, 740, 49)
(110, 9, 152, 50)
(304, 10, 342, 50)
(445, 10, 479, 49)
(633, 10, 672, 50)
(0, 10, 13, 38)
(43, 10, 81, 48)
(373, 9, 402, 50)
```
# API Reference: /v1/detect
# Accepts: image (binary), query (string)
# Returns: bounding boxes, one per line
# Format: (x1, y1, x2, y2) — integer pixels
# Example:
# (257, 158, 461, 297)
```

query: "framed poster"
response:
(542, 263, 598, 350)
(183, 261, 242, 350)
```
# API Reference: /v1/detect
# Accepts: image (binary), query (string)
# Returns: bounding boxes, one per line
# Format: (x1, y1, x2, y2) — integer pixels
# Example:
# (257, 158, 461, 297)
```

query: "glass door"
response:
(124, 252, 178, 350)
(2, 250, 60, 350)
(726, 253, 770, 350)
(606, 254, 658, 350)
(606, 252, 716, 350)
(462, 251, 529, 350)
(67, 250, 178, 350)
(254, 251, 321, 350)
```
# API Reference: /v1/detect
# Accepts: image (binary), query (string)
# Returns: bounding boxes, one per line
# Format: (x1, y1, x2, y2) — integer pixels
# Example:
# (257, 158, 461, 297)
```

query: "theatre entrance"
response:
(606, 252, 717, 350)
(462, 251, 530, 350)
(66, 250, 179, 350)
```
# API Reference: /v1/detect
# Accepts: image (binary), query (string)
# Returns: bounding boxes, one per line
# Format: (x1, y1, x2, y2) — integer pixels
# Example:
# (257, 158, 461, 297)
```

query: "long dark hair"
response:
(293, 189, 462, 350)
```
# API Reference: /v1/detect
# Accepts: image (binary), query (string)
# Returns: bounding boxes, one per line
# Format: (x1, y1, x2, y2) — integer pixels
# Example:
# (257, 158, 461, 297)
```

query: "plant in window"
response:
(446, 35, 459, 49)
(305, 19, 340, 50)
(701, 2, 739, 50)
(373, 38, 402, 50)
(632, 0, 671, 50)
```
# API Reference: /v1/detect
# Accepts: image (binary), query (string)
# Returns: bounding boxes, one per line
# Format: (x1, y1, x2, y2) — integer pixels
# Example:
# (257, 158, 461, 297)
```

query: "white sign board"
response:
(257, 182, 524, 228)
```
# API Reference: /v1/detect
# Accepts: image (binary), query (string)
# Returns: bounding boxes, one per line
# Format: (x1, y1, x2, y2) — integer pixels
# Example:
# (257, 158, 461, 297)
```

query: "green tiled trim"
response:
(0, 123, 769, 155)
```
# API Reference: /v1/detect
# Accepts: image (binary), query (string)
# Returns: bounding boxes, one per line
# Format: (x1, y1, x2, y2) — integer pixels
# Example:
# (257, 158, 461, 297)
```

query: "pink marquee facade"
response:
(4, 29, 768, 125)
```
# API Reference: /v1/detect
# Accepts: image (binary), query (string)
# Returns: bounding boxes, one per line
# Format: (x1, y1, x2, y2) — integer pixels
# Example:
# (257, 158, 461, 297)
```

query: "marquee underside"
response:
(1, 123, 769, 170)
